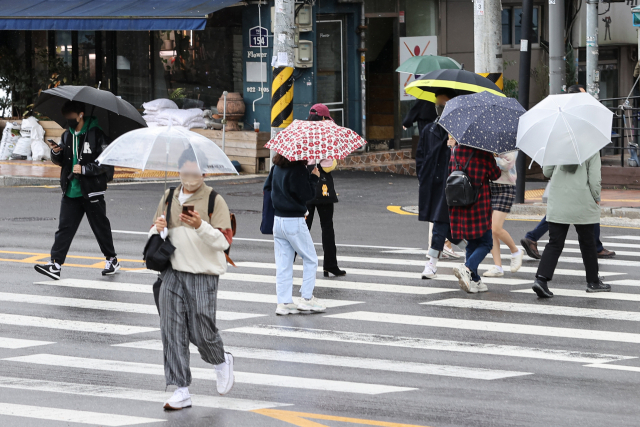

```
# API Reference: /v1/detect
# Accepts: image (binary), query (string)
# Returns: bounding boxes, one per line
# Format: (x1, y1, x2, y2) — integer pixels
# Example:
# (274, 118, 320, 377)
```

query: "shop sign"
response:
(249, 26, 269, 48)
(399, 36, 437, 101)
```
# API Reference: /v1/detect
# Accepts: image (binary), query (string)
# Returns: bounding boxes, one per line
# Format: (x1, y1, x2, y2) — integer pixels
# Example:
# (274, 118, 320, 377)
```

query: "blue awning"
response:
(0, 0, 242, 31)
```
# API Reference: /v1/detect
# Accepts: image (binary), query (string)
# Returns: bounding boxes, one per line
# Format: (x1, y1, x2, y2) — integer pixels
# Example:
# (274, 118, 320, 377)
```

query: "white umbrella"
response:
(97, 126, 238, 189)
(516, 92, 613, 166)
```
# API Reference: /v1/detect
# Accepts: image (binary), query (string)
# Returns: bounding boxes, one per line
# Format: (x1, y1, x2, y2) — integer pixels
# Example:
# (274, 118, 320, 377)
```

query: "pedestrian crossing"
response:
(3, 234, 640, 425)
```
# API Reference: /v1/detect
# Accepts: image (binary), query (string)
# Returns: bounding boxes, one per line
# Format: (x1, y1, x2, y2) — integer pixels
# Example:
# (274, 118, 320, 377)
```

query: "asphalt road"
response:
(0, 170, 639, 427)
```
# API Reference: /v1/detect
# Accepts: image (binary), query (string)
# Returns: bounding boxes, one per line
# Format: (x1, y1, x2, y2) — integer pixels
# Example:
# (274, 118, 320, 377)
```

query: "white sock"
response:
(493, 265, 504, 273)
(177, 386, 189, 396)
(511, 249, 522, 258)
(429, 256, 438, 267)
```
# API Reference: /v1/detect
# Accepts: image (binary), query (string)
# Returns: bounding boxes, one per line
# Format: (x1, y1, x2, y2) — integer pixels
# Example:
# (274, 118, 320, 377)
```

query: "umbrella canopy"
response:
(516, 92, 613, 166)
(405, 69, 505, 103)
(265, 120, 366, 161)
(96, 126, 238, 175)
(33, 86, 146, 140)
(438, 92, 526, 154)
(396, 55, 461, 75)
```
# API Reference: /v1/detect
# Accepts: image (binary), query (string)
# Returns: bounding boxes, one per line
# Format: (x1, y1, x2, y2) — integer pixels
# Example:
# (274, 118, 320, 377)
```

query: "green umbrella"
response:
(396, 55, 461, 75)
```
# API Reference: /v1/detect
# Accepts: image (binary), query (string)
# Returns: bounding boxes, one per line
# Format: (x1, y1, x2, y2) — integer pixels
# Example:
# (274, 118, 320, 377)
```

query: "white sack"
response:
(12, 136, 32, 158)
(142, 98, 178, 112)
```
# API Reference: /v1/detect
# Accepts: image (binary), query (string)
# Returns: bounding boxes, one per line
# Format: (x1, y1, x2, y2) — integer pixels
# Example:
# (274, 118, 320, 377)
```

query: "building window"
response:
(502, 6, 540, 46)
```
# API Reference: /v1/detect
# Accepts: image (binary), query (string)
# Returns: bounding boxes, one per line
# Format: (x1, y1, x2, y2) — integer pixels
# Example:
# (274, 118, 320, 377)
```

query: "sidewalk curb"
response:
(511, 204, 640, 219)
(0, 174, 264, 188)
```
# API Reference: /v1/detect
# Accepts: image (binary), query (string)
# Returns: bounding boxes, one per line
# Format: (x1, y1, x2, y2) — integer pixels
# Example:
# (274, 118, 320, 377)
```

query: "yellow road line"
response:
(387, 206, 417, 216)
(0, 250, 144, 263)
(252, 409, 431, 427)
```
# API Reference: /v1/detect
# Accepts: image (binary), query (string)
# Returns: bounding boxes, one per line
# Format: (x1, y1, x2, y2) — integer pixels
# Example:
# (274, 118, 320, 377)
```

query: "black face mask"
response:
(67, 119, 79, 129)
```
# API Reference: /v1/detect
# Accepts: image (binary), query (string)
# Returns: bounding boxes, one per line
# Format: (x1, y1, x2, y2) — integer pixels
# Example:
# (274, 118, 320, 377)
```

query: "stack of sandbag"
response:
(141, 99, 179, 125)
(156, 108, 206, 129)
(0, 122, 20, 160)
(11, 117, 48, 161)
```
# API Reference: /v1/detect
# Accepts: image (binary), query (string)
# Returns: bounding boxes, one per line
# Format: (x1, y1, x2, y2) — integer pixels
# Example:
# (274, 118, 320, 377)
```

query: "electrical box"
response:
(295, 5, 313, 32)
(294, 40, 313, 68)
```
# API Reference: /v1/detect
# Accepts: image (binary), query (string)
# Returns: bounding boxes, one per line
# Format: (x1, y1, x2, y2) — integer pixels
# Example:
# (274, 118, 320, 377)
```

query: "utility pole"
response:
(474, 0, 503, 88)
(549, 0, 566, 95)
(270, 0, 295, 164)
(586, 0, 599, 99)
(515, 0, 534, 204)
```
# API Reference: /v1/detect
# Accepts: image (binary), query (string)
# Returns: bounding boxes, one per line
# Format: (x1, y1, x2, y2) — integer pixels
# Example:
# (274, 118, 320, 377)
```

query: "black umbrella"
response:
(32, 86, 146, 140)
(405, 69, 504, 103)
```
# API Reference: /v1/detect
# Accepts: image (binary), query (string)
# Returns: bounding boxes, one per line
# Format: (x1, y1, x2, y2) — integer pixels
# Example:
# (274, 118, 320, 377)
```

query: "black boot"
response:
(532, 277, 553, 298)
(323, 267, 346, 277)
(587, 279, 611, 293)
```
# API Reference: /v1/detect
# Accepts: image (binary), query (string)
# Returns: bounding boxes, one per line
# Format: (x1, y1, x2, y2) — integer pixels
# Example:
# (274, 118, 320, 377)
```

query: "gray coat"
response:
(543, 153, 601, 225)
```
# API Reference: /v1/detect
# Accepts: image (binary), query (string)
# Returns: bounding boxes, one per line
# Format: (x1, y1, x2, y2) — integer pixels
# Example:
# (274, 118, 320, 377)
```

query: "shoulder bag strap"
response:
(165, 187, 176, 228)
(208, 189, 217, 219)
(461, 149, 475, 172)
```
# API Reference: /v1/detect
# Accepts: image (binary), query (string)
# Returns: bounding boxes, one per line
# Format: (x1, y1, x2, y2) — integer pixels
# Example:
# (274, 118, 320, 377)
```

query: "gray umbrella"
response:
(32, 86, 146, 140)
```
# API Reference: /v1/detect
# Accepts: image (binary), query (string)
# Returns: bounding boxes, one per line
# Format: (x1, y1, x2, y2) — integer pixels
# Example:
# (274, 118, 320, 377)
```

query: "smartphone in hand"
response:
(46, 139, 60, 150)
(182, 204, 195, 216)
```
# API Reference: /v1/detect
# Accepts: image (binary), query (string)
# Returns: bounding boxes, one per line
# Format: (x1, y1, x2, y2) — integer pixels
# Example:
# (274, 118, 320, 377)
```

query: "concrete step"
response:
(339, 150, 415, 176)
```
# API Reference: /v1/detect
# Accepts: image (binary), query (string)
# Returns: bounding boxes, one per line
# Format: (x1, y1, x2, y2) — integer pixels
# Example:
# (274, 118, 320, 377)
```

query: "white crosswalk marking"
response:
(0, 337, 54, 349)
(0, 313, 157, 335)
(0, 291, 265, 320)
(512, 289, 640, 302)
(114, 339, 531, 380)
(603, 235, 640, 241)
(326, 311, 640, 344)
(0, 402, 164, 426)
(583, 364, 640, 374)
(0, 376, 289, 411)
(225, 325, 633, 363)
(4, 354, 417, 395)
(607, 279, 640, 287)
(539, 239, 640, 249)
(423, 299, 640, 321)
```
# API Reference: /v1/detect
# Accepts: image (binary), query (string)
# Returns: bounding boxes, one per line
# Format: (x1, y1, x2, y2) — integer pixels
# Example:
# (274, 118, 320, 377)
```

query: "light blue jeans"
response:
(273, 216, 318, 304)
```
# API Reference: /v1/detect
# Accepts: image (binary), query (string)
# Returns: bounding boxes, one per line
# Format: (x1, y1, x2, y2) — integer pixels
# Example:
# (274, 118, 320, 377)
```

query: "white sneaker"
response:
(214, 352, 235, 395)
(275, 303, 299, 315)
(443, 245, 462, 259)
(421, 262, 437, 279)
(475, 279, 488, 292)
(163, 387, 191, 410)
(482, 266, 504, 277)
(510, 250, 524, 273)
(297, 296, 326, 312)
(453, 264, 475, 293)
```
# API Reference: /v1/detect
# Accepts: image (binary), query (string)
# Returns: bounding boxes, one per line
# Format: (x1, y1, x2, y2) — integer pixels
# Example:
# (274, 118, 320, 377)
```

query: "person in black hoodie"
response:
(34, 100, 118, 280)
(264, 153, 326, 315)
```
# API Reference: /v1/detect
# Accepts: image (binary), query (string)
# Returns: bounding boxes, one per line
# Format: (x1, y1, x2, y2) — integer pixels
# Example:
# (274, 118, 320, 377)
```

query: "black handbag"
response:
(445, 148, 478, 207)
(143, 187, 177, 272)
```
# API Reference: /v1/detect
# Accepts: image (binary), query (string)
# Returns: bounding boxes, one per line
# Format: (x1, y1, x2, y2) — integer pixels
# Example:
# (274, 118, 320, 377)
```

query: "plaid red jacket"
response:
(448, 145, 502, 240)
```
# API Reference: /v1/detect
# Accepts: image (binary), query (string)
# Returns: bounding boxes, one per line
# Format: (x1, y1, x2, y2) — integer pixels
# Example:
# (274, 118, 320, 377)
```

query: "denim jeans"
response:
(273, 216, 318, 304)
(428, 221, 466, 259)
(525, 216, 603, 252)
(465, 230, 493, 282)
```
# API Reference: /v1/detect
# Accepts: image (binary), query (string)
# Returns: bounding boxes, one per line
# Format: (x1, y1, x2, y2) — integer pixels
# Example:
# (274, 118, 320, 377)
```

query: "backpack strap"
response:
(461, 149, 475, 172)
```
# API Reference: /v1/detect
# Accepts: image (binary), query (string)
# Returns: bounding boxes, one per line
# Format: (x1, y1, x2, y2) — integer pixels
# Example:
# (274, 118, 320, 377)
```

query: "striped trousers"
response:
(160, 266, 226, 387)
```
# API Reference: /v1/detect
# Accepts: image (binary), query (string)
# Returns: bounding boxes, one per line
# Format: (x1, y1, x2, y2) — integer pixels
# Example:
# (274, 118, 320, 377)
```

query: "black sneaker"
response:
(34, 261, 61, 280)
(587, 279, 611, 293)
(102, 257, 121, 276)
(532, 278, 553, 298)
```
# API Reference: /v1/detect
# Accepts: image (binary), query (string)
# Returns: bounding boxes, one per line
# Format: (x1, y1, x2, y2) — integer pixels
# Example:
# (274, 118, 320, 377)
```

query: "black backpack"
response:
(446, 147, 478, 207)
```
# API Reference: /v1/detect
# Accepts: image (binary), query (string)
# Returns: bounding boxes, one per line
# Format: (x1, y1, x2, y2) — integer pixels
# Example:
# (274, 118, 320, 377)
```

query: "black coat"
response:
(415, 121, 451, 223)
(402, 100, 437, 135)
(51, 127, 114, 199)
(307, 164, 338, 205)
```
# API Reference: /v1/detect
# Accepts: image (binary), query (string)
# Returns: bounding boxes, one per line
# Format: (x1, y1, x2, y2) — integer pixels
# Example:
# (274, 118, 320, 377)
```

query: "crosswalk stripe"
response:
(4, 354, 417, 395)
(224, 325, 633, 364)
(0, 402, 163, 426)
(583, 364, 640, 374)
(0, 292, 265, 321)
(512, 289, 640, 302)
(423, 299, 640, 322)
(114, 340, 531, 381)
(330, 255, 625, 278)
(236, 261, 531, 286)
(0, 313, 157, 335)
(539, 239, 640, 249)
(607, 279, 640, 287)
(326, 311, 640, 344)
(33, 279, 363, 307)
(0, 376, 290, 411)
(604, 235, 640, 241)
(0, 337, 54, 349)
(500, 253, 640, 268)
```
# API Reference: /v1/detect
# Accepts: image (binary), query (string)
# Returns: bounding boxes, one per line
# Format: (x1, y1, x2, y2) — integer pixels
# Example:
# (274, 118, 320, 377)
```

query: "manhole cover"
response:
(0, 217, 57, 222)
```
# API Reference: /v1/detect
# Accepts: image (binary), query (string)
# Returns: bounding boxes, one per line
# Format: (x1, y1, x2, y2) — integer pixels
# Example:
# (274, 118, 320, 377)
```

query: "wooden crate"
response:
(192, 129, 270, 173)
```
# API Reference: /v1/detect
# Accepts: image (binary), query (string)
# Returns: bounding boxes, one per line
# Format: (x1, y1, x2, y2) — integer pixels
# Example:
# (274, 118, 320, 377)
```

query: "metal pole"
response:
(586, 0, 599, 99)
(221, 91, 228, 152)
(270, 0, 295, 167)
(549, 0, 566, 94)
(473, 0, 503, 78)
(515, 0, 534, 204)
(360, 1, 366, 141)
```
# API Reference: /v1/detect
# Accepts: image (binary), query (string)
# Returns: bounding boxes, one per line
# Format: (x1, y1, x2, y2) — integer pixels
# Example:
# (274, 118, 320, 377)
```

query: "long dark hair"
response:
(273, 153, 307, 168)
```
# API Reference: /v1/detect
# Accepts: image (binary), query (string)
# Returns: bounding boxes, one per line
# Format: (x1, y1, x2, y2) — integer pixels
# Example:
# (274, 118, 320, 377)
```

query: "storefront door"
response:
(316, 16, 347, 125)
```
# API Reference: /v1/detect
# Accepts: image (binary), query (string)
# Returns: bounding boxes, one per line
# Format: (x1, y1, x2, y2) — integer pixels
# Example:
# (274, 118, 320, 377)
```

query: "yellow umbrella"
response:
(405, 69, 505, 102)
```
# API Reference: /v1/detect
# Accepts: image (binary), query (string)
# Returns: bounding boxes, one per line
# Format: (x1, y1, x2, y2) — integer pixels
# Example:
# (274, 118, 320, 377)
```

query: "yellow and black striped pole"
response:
(271, 66, 294, 129)
(478, 72, 504, 91)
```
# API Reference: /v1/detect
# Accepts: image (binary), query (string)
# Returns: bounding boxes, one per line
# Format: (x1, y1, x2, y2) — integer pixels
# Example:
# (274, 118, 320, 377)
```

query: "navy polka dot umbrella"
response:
(438, 91, 525, 154)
